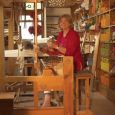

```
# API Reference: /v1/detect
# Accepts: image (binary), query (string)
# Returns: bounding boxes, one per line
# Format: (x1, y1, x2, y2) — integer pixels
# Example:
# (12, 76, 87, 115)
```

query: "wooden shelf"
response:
(82, 8, 115, 22)
(100, 25, 115, 29)
(100, 57, 115, 61)
(74, 0, 115, 77)
(100, 41, 115, 44)
(82, 10, 110, 21)
(98, 10, 110, 16)
(101, 26, 110, 29)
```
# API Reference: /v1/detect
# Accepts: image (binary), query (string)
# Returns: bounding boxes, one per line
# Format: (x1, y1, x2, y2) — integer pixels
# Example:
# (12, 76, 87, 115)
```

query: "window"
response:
(20, 2, 43, 40)
(20, 21, 42, 40)
(20, 22, 34, 40)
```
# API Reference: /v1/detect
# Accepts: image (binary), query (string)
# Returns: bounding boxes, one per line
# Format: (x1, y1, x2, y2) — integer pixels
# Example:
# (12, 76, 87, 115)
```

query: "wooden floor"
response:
(92, 92, 115, 115)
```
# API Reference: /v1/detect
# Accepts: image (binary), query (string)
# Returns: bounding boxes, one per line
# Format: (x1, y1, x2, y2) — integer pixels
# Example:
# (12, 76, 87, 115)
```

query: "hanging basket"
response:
(28, 11, 42, 35)
(28, 25, 42, 35)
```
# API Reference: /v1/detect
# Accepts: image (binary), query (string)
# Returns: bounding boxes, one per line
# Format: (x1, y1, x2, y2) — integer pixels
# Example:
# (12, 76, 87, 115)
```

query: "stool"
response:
(76, 72, 93, 115)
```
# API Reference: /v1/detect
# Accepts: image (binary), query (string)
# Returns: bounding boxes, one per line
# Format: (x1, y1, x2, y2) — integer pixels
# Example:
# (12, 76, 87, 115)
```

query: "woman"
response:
(42, 14, 83, 107)
(47, 14, 83, 72)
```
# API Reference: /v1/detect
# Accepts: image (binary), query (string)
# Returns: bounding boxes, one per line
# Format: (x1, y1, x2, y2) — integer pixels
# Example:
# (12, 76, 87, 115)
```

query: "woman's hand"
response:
(52, 43, 58, 49)
(47, 40, 53, 48)
(47, 39, 66, 54)
(47, 39, 58, 49)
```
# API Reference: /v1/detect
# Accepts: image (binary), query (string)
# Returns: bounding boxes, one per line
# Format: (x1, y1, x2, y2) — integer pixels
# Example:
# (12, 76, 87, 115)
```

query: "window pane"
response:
(38, 22, 42, 26)
(38, 14, 42, 21)
(20, 22, 42, 40)
(37, 3, 42, 9)
(20, 22, 34, 40)
(20, 15, 33, 21)
(26, 3, 42, 10)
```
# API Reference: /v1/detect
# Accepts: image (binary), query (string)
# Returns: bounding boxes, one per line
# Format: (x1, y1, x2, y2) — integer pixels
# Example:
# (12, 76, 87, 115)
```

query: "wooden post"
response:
(63, 56, 74, 115)
(43, 2, 47, 38)
(8, 13, 15, 75)
(33, 82, 39, 108)
(92, 33, 100, 75)
(85, 78, 90, 111)
(34, 0, 40, 75)
(76, 79, 79, 111)
(34, 0, 38, 44)
(0, 6, 5, 91)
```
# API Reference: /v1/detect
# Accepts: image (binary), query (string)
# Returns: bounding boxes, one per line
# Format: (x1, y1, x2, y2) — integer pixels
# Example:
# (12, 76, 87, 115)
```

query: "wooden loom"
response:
(1, 56, 74, 115)
(1, 56, 93, 115)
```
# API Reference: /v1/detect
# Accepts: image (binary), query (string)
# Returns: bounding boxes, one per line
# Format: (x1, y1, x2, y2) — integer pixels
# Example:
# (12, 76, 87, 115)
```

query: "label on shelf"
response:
(101, 57, 110, 72)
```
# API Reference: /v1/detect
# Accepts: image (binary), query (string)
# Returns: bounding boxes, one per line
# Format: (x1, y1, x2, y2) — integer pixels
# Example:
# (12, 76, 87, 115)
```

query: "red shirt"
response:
(48, 28, 83, 72)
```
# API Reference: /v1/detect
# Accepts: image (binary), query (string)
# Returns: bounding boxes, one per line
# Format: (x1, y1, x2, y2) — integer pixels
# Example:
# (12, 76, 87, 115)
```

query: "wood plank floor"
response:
(92, 92, 115, 115)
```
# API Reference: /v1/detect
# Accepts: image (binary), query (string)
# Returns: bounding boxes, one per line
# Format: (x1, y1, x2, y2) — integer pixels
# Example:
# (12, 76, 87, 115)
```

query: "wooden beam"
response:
(77, 110, 93, 115)
(91, 33, 100, 75)
(0, 75, 63, 83)
(0, 0, 12, 7)
(13, 108, 64, 115)
(63, 56, 74, 115)
(77, 72, 93, 79)
(7, 14, 16, 75)
(43, 2, 47, 37)
(0, 6, 5, 91)
(5, 49, 34, 57)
